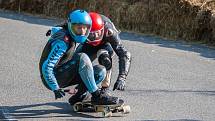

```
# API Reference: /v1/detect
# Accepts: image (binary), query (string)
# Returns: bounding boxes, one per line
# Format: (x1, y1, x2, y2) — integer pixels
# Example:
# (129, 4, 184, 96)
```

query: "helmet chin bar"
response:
(86, 39, 103, 46)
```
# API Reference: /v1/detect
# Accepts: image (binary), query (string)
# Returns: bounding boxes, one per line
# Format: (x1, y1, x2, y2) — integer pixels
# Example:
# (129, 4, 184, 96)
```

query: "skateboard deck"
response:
(73, 99, 131, 117)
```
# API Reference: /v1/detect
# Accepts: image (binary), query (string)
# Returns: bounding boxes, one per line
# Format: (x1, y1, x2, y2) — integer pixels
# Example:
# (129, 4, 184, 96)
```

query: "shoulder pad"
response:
(50, 29, 73, 45)
(105, 28, 114, 37)
(51, 29, 66, 40)
(103, 20, 120, 36)
(51, 27, 63, 36)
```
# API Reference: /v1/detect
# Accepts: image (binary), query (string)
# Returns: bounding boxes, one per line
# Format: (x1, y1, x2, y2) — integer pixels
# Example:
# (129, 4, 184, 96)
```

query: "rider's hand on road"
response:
(54, 88, 65, 99)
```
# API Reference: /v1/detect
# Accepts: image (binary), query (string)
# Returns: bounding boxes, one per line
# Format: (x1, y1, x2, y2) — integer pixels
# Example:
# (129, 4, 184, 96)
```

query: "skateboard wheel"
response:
(102, 111, 112, 117)
(73, 104, 83, 112)
(122, 105, 131, 114)
(102, 106, 112, 117)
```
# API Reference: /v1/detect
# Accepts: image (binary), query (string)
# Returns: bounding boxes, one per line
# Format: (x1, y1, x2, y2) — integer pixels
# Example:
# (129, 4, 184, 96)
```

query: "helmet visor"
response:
(71, 23, 91, 36)
(88, 28, 104, 41)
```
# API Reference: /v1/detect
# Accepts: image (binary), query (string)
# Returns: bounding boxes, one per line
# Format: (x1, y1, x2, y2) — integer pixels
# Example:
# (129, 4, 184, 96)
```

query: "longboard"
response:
(73, 99, 131, 117)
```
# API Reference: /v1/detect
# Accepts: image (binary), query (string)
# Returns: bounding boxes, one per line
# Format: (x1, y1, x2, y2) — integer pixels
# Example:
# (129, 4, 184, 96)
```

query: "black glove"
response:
(54, 89, 65, 99)
(113, 76, 126, 91)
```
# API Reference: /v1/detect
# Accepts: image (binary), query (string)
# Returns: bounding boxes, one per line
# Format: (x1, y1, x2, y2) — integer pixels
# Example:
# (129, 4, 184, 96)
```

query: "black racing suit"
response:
(55, 15, 131, 90)
(78, 15, 132, 89)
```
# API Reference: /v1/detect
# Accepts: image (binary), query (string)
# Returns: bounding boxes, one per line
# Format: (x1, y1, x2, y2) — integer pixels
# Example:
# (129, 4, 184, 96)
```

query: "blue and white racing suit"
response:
(39, 27, 106, 93)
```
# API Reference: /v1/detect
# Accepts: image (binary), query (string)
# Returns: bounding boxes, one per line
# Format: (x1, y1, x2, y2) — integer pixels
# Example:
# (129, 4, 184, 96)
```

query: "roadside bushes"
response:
(0, 0, 215, 45)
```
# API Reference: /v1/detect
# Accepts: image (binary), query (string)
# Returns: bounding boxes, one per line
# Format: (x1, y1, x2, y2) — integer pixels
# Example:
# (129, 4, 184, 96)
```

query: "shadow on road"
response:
(0, 102, 104, 120)
(120, 32, 215, 60)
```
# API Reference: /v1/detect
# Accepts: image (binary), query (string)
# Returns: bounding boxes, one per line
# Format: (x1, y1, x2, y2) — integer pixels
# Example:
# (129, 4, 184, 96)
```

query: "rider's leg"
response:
(75, 53, 119, 105)
(97, 43, 114, 94)
(54, 52, 110, 105)
(101, 69, 112, 95)
(68, 64, 107, 105)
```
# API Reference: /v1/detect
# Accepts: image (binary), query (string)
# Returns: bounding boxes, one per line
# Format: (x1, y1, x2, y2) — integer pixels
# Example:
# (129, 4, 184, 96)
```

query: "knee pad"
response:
(97, 49, 112, 70)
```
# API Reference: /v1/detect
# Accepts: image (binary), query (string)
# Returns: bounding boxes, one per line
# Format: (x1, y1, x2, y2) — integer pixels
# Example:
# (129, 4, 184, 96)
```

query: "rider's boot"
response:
(68, 84, 88, 105)
(100, 87, 111, 96)
(91, 89, 119, 105)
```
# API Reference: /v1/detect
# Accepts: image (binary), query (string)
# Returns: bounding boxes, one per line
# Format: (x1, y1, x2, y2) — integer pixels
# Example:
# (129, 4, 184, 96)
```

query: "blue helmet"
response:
(67, 10, 92, 43)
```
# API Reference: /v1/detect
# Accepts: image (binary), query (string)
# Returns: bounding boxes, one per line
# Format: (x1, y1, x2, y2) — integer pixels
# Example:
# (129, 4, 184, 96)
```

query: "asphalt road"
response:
(0, 10, 215, 121)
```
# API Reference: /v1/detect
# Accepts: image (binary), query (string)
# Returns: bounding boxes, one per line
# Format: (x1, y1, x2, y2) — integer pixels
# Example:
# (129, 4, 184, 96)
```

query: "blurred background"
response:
(1, 0, 215, 46)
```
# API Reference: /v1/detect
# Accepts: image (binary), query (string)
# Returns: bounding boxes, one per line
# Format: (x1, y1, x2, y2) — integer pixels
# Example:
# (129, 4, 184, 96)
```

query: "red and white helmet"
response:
(87, 12, 104, 46)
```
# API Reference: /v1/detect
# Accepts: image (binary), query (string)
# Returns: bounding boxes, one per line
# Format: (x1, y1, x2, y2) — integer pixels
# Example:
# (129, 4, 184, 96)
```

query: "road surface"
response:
(0, 10, 215, 121)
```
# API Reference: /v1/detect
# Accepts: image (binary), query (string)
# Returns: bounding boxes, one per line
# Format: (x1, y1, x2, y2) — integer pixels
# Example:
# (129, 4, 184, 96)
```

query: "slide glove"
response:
(113, 76, 126, 91)
(54, 88, 65, 99)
